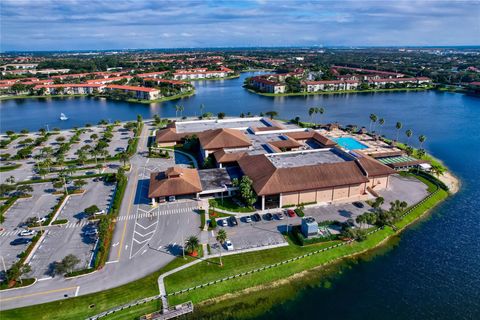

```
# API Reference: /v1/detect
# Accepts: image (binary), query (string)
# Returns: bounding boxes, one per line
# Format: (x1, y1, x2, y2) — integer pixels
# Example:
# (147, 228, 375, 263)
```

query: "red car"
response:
(286, 209, 296, 217)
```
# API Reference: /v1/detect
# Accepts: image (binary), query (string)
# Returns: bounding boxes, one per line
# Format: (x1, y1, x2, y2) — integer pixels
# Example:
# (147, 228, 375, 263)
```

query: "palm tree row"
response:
(368, 114, 426, 150)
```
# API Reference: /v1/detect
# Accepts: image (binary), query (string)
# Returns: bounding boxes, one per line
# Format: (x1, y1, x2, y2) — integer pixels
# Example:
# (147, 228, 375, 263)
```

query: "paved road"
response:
(0, 122, 201, 310)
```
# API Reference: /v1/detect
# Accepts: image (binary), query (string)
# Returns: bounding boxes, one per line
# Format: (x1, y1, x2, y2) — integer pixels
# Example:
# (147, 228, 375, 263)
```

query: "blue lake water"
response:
(1, 73, 480, 319)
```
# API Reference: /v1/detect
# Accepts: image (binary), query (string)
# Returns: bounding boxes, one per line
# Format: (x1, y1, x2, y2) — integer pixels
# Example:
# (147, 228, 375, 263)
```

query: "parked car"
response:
(229, 216, 238, 226)
(263, 213, 273, 221)
(345, 219, 355, 227)
(252, 213, 261, 222)
(244, 216, 252, 223)
(352, 201, 364, 208)
(221, 219, 229, 226)
(225, 240, 234, 251)
(10, 238, 31, 246)
(84, 229, 98, 236)
(168, 196, 176, 202)
(94, 209, 106, 216)
(274, 212, 284, 220)
(36, 217, 47, 224)
(286, 209, 296, 217)
(19, 229, 36, 237)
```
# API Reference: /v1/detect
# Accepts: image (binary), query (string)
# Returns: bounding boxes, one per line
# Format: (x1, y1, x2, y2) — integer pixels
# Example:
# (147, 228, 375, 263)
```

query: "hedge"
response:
(65, 268, 95, 278)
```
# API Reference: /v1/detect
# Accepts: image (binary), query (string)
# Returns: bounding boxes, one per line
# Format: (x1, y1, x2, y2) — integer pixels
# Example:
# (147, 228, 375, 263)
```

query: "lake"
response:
(1, 73, 480, 319)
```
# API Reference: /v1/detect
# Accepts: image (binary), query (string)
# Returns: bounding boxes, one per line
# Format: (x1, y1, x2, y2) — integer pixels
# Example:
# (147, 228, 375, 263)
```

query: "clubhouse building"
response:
(149, 117, 397, 210)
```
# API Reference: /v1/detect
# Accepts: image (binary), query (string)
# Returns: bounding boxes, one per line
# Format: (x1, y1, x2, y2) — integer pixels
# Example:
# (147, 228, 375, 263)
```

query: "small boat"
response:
(59, 113, 68, 121)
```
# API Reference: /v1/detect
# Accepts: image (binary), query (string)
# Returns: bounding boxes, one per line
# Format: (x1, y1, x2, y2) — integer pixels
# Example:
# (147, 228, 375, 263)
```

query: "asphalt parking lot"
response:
(29, 223, 97, 278)
(57, 180, 116, 222)
(0, 183, 59, 269)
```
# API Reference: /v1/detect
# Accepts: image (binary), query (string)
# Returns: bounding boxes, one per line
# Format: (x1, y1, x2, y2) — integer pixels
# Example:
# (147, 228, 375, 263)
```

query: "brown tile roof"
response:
(237, 154, 369, 196)
(250, 126, 283, 133)
(354, 156, 397, 177)
(285, 130, 337, 147)
(213, 150, 246, 163)
(155, 127, 196, 144)
(268, 138, 302, 150)
(148, 166, 202, 198)
(198, 128, 252, 150)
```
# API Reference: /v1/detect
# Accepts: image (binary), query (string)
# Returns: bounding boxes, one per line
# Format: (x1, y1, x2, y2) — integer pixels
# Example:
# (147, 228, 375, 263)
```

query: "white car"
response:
(94, 209, 106, 215)
(225, 240, 234, 251)
(19, 229, 36, 237)
(36, 217, 47, 224)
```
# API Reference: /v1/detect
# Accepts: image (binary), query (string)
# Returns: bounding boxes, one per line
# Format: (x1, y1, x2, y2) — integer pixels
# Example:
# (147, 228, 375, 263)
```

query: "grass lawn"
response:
(101, 300, 161, 320)
(0, 257, 194, 320)
(165, 174, 447, 306)
(209, 197, 255, 213)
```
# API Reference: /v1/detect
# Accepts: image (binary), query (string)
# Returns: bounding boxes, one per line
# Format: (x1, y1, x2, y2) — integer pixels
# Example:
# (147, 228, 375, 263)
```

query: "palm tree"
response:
(308, 107, 315, 124)
(317, 107, 325, 126)
(378, 118, 385, 136)
(369, 114, 377, 132)
(185, 236, 199, 256)
(405, 129, 413, 145)
(265, 111, 278, 120)
(200, 103, 205, 116)
(418, 135, 427, 149)
(175, 104, 181, 119)
(395, 122, 403, 142)
(216, 229, 227, 266)
(119, 151, 129, 167)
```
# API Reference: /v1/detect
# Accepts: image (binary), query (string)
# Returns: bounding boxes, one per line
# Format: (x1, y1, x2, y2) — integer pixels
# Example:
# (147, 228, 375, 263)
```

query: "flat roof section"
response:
(176, 118, 270, 133)
(267, 149, 351, 168)
(198, 168, 236, 191)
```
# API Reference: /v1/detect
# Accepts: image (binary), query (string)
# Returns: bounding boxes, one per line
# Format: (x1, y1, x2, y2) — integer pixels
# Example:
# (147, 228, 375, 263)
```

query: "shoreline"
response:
(194, 174, 458, 311)
(246, 86, 434, 97)
(0, 91, 195, 104)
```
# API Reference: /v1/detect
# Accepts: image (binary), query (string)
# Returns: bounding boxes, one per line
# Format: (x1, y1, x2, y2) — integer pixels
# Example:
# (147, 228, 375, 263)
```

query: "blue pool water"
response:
(333, 137, 368, 150)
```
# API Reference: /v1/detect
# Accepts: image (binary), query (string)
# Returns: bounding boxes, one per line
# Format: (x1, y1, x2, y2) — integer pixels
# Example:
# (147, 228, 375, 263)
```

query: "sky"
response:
(1, 0, 479, 51)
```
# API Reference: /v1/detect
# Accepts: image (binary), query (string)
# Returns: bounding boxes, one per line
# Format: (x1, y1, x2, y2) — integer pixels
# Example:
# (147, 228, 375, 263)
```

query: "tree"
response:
(395, 122, 403, 141)
(418, 135, 427, 149)
(15, 184, 33, 197)
(175, 104, 182, 119)
(184, 236, 199, 255)
(405, 129, 413, 145)
(265, 111, 278, 120)
(232, 176, 257, 207)
(84, 205, 100, 217)
(119, 151, 129, 167)
(216, 229, 227, 266)
(217, 112, 225, 119)
(54, 254, 80, 275)
(90, 133, 98, 142)
(200, 103, 205, 116)
(378, 118, 385, 136)
(137, 114, 143, 123)
(369, 114, 378, 132)
(73, 179, 87, 190)
(371, 196, 384, 209)
(431, 163, 446, 177)
(308, 107, 315, 123)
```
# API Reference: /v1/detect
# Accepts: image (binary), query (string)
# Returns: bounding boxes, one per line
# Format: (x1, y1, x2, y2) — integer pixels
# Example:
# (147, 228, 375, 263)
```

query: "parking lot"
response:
(57, 180, 116, 222)
(0, 183, 59, 269)
(210, 174, 429, 251)
(29, 223, 97, 278)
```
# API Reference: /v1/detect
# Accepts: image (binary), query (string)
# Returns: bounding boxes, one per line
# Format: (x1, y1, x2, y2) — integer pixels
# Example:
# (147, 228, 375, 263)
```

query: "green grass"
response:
(164, 174, 447, 306)
(209, 197, 255, 213)
(0, 164, 21, 172)
(101, 300, 161, 320)
(0, 94, 87, 101)
(0, 257, 194, 320)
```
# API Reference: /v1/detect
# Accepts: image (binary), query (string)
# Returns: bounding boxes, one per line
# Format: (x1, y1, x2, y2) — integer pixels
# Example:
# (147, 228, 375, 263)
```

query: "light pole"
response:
(221, 184, 227, 205)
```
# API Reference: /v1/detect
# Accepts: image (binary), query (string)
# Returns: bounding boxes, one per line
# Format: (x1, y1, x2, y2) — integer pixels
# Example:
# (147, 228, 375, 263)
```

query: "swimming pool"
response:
(333, 137, 369, 150)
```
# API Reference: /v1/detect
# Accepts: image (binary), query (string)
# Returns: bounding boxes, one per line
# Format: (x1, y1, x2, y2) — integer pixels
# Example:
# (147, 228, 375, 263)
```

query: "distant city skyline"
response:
(1, 0, 479, 51)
